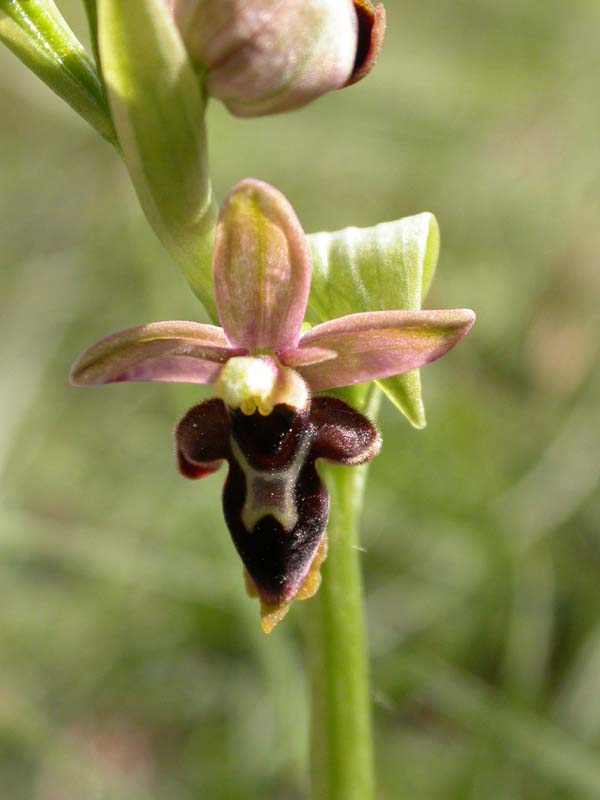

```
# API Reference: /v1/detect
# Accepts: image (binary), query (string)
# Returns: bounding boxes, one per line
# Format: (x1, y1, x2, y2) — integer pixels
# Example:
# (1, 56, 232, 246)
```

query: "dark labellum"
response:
(176, 395, 381, 606)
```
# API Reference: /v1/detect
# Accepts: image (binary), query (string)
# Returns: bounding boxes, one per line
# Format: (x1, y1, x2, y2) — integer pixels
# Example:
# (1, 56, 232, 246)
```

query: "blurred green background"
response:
(2, 1, 600, 797)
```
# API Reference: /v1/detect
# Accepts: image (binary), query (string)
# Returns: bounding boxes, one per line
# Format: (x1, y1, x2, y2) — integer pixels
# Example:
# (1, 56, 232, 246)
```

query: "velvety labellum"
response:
(176, 396, 381, 609)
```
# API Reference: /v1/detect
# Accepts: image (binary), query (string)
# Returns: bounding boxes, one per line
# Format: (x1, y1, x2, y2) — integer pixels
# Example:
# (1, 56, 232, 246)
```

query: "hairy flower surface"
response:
(167, 0, 386, 116)
(71, 179, 475, 630)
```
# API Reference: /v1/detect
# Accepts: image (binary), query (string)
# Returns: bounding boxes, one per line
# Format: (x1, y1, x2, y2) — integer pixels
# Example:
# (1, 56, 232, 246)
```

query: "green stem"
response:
(305, 440, 375, 799)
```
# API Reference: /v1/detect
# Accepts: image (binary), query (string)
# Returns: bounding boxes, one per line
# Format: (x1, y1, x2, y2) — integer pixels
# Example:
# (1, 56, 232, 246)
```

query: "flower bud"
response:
(168, 0, 386, 117)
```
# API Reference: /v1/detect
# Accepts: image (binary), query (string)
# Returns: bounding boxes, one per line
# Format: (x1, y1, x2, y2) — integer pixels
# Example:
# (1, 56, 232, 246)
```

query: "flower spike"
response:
(71, 178, 475, 631)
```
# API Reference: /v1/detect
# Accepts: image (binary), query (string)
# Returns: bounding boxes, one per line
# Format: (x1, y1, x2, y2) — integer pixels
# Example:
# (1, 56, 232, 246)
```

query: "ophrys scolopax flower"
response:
(71, 179, 475, 631)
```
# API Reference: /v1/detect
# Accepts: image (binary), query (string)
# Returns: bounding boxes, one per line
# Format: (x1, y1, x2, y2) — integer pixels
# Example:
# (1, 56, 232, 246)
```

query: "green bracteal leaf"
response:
(307, 213, 440, 427)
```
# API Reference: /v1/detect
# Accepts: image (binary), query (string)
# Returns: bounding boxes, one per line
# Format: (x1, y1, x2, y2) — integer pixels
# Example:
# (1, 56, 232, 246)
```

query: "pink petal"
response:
(296, 309, 476, 390)
(277, 346, 337, 368)
(70, 320, 245, 386)
(213, 179, 311, 351)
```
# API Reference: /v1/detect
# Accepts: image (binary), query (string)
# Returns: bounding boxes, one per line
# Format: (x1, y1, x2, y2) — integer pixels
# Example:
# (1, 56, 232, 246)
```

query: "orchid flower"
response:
(71, 179, 475, 632)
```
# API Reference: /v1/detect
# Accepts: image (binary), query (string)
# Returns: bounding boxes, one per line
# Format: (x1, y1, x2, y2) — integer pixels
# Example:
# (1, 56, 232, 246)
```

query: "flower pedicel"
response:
(71, 179, 475, 631)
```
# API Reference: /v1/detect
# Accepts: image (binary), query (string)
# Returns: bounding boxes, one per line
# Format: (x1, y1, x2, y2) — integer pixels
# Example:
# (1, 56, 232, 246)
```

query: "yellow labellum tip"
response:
(260, 601, 291, 634)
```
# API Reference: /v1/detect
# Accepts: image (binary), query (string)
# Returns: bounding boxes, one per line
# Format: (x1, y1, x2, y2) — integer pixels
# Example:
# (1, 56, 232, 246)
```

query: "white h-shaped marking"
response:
(231, 437, 312, 533)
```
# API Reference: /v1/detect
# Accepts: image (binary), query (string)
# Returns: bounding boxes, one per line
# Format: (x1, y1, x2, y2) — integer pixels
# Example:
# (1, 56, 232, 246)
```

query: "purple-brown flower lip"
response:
(175, 393, 381, 631)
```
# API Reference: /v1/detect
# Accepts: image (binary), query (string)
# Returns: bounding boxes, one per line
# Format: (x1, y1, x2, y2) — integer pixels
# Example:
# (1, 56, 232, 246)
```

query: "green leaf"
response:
(307, 213, 440, 428)
(0, 0, 115, 142)
(98, 0, 218, 319)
